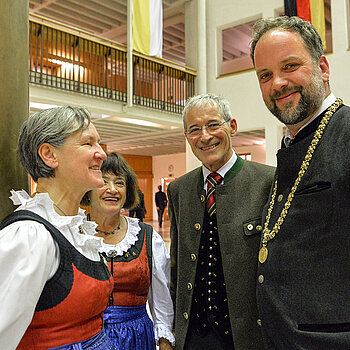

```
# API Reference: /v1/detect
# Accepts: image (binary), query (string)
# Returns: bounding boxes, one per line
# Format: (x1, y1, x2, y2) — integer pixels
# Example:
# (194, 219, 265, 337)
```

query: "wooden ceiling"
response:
(28, 0, 289, 155)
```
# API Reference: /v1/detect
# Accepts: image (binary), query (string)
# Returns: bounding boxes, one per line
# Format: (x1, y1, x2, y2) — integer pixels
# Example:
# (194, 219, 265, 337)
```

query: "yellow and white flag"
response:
(133, 0, 163, 57)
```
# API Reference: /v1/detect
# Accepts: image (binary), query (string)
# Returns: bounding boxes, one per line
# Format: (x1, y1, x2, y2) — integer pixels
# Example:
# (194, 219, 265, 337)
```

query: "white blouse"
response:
(98, 216, 175, 345)
(0, 190, 104, 350)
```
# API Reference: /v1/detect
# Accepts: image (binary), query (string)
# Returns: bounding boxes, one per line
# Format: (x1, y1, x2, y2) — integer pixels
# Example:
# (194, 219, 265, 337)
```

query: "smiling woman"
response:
(82, 152, 175, 350)
(0, 106, 117, 350)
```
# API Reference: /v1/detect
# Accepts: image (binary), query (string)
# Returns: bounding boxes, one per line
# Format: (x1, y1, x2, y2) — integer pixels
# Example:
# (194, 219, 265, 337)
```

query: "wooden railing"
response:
(29, 16, 196, 114)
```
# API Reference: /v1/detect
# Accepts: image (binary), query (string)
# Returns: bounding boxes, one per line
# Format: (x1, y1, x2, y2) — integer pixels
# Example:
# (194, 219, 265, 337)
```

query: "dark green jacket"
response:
(168, 158, 274, 350)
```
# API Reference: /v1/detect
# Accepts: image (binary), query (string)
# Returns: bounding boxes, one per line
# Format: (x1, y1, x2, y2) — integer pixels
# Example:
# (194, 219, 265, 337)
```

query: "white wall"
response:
(201, 0, 350, 166)
(151, 141, 267, 220)
(152, 152, 186, 220)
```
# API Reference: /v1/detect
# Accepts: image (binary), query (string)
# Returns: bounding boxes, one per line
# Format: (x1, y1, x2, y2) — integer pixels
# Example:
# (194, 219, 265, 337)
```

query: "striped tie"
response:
(206, 172, 223, 216)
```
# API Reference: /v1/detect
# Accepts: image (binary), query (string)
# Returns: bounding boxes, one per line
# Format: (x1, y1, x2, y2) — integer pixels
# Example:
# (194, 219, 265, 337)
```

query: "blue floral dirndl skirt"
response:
(49, 329, 116, 350)
(104, 304, 156, 350)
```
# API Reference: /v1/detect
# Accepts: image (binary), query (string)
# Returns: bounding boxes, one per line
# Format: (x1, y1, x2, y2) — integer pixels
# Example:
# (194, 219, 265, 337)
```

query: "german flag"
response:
(284, 0, 326, 48)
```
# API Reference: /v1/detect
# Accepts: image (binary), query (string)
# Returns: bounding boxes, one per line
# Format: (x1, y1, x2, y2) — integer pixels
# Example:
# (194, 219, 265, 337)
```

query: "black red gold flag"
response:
(283, 0, 326, 48)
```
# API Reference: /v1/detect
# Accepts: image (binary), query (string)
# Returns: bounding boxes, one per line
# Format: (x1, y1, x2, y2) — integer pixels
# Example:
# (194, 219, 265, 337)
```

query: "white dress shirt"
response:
(202, 151, 238, 191)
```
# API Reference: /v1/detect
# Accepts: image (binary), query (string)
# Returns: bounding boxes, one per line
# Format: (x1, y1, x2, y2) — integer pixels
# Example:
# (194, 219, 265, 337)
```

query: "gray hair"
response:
(18, 106, 91, 182)
(250, 16, 324, 66)
(182, 93, 232, 129)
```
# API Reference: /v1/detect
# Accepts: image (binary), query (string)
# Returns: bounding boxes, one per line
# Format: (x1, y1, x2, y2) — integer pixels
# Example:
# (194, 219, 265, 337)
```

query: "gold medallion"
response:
(259, 246, 268, 264)
(258, 99, 342, 265)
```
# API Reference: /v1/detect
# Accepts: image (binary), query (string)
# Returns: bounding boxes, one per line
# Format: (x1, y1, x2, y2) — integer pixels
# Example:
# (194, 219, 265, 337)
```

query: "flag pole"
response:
(127, 0, 133, 107)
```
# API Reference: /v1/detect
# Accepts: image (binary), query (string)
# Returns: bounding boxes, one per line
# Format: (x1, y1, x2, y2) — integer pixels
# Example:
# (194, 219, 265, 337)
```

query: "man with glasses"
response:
(167, 93, 274, 350)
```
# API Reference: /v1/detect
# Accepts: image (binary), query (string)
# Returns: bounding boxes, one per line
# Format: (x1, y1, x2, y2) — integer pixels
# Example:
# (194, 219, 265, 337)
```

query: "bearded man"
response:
(251, 16, 350, 349)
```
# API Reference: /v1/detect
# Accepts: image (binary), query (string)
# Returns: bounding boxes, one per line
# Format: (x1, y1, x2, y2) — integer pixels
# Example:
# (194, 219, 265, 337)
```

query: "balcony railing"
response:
(29, 16, 196, 114)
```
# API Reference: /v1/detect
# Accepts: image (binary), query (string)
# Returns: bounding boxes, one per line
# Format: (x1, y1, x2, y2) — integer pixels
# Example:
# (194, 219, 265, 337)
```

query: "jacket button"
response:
(200, 195, 206, 202)
(257, 319, 262, 326)
(187, 283, 193, 290)
(191, 253, 197, 261)
(183, 312, 189, 320)
(256, 225, 262, 231)
(277, 194, 283, 202)
(194, 223, 201, 231)
(258, 275, 264, 284)
(247, 223, 254, 231)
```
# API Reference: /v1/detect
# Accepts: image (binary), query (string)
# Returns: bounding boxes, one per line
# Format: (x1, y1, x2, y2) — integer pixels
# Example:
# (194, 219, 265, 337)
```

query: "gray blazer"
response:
(168, 158, 275, 350)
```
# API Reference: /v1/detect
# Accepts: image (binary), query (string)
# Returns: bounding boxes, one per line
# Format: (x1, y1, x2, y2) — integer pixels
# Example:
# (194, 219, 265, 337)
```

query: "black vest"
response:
(258, 104, 350, 349)
(190, 208, 233, 346)
(0, 210, 112, 310)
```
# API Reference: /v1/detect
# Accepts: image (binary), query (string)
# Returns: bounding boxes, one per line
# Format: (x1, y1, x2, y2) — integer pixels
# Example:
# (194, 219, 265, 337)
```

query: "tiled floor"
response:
(145, 219, 171, 251)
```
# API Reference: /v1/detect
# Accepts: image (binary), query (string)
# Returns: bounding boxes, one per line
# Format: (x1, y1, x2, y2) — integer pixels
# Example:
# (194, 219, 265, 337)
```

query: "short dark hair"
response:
(81, 152, 139, 209)
(250, 16, 324, 66)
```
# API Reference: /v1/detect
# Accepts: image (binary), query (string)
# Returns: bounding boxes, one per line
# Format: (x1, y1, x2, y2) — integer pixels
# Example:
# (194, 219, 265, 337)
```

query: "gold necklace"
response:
(259, 98, 343, 264)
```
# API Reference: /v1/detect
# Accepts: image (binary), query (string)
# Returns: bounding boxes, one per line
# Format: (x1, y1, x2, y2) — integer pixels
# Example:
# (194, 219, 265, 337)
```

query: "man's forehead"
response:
(254, 30, 310, 66)
(187, 104, 220, 117)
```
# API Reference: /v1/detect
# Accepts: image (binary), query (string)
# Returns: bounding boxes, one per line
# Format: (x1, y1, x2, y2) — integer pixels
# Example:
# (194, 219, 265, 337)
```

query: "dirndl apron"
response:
(50, 329, 116, 350)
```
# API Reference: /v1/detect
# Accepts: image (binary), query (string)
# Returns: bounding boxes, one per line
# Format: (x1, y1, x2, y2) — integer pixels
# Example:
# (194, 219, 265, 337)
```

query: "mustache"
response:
(271, 86, 302, 101)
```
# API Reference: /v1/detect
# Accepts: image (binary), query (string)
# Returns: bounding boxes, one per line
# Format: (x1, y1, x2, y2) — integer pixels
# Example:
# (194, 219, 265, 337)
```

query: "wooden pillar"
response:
(0, 0, 29, 219)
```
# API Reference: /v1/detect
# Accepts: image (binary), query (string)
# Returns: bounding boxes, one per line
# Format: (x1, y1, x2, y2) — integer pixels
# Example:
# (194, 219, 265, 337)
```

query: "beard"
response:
(265, 69, 326, 125)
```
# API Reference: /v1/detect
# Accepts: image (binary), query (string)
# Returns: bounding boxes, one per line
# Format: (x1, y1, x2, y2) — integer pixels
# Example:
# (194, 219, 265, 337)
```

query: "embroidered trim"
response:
(10, 189, 102, 251)
(98, 216, 141, 256)
(154, 324, 176, 345)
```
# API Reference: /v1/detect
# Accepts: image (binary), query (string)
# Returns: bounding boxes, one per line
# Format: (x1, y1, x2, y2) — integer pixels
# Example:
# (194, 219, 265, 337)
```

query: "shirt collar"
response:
(284, 93, 336, 147)
(202, 151, 237, 189)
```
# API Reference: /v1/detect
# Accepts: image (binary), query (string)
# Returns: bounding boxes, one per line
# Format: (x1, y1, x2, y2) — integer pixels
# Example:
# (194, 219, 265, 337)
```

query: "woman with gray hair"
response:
(0, 106, 116, 350)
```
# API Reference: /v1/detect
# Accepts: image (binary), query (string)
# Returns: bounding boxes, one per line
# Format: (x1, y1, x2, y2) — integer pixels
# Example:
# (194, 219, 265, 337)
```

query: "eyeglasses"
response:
(185, 120, 229, 138)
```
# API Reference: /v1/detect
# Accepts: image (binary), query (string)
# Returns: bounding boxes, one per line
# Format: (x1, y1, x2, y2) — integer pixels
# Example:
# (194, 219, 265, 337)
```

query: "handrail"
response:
(29, 12, 196, 74)
(28, 17, 196, 114)
(29, 13, 127, 52)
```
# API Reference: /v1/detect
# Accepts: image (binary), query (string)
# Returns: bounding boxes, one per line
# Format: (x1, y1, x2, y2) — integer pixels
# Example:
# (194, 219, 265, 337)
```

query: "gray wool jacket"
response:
(168, 157, 274, 350)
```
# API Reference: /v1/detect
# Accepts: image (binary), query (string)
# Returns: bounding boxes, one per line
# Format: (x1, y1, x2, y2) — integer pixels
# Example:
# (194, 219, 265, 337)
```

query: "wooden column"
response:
(0, 0, 29, 220)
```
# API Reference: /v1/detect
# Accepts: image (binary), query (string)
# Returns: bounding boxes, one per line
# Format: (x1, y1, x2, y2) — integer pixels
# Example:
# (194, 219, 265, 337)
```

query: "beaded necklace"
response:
(96, 224, 121, 235)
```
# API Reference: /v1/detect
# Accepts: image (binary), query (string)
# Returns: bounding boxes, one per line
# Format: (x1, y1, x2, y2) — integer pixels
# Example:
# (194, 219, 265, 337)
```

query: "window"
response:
(219, 0, 332, 76)
(220, 19, 257, 76)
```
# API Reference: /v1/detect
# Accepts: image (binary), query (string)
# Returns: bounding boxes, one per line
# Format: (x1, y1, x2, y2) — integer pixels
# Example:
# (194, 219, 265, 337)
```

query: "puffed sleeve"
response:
(148, 231, 175, 346)
(0, 221, 58, 350)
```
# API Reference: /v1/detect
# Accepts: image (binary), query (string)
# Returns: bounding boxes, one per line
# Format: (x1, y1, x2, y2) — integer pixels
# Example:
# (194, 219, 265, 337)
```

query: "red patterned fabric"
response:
(109, 231, 150, 307)
(206, 172, 223, 216)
